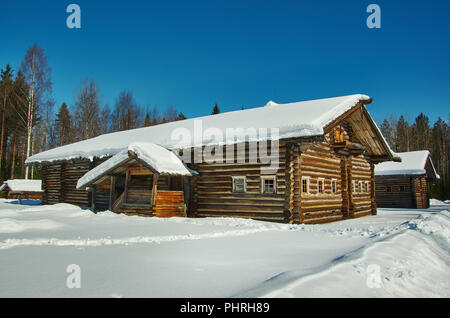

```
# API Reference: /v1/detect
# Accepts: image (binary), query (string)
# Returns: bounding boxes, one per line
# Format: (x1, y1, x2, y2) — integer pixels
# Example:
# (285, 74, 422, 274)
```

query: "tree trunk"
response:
(0, 89, 7, 171)
(10, 130, 16, 179)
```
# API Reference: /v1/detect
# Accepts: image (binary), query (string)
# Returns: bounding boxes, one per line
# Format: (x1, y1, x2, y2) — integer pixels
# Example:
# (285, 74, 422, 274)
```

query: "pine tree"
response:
(54, 103, 72, 147)
(431, 118, 448, 182)
(211, 104, 220, 115)
(0, 64, 14, 177)
(176, 112, 186, 121)
(144, 113, 151, 127)
(395, 115, 410, 152)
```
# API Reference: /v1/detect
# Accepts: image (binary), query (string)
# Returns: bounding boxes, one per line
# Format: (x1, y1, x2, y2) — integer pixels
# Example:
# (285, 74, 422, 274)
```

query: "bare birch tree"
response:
(73, 78, 101, 140)
(19, 44, 52, 179)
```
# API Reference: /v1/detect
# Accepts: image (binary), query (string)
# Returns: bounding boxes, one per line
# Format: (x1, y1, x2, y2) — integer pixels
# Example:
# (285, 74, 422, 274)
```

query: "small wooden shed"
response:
(374, 151, 440, 209)
(76, 142, 197, 217)
(0, 179, 43, 203)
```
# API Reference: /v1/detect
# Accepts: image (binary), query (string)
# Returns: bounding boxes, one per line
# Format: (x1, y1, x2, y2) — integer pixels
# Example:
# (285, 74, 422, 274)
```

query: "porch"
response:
(76, 142, 196, 217)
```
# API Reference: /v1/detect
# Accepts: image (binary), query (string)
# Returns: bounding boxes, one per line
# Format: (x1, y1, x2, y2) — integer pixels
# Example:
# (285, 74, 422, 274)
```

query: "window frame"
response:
(365, 181, 369, 193)
(358, 181, 362, 193)
(261, 175, 277, 195)
(317, 177, 325, 195)
(331, 178, 337, 194)
(301, 176, 310, 195)
(232, 176, 246, 193)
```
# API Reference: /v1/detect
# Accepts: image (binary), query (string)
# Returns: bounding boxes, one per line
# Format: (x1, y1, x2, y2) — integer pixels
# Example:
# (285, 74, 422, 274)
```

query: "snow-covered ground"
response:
(0, 199, 448, 298)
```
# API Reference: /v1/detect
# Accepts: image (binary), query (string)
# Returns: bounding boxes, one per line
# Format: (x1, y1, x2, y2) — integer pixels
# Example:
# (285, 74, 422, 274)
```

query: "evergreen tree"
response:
(54, 102, 72, 147)
(411, 113, 430, 151)
(211, 104, 220, 115)
(144, 113, 151, 127)
(0, 64, 14, 178)
(176, 112, 186, 121)
(395, 115, 410, 152)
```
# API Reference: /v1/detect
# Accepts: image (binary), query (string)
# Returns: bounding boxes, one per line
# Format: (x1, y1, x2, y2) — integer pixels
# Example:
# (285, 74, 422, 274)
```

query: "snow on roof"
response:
(76, 142, 197, 189)
(0, 179, 43, 192)
(27, 94, 371, 164)
(375, 150, 439, 177)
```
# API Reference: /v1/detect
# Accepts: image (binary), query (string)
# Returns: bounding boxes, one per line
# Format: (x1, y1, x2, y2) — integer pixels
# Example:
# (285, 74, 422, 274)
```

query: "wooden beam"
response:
(109, 176, 115, 211)
(323, 102, 366, 134)
(152, 174, 159, 208)
(124, 169, 130, 204)
(91, 185, 96, 213)
(370, 162, 377, 215)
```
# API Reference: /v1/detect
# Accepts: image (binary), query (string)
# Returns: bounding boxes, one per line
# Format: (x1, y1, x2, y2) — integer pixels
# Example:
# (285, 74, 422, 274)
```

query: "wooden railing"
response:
(153, 191, 186, 218)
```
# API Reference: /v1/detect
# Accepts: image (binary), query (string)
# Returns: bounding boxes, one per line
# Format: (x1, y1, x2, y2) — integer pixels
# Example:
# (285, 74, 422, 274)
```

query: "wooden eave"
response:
(324, 98, 399, 163)
(83, 156, 133, 189)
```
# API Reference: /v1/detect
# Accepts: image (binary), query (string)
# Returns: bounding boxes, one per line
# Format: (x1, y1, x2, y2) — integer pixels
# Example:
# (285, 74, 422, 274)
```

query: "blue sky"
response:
(1, 0, 449, 124)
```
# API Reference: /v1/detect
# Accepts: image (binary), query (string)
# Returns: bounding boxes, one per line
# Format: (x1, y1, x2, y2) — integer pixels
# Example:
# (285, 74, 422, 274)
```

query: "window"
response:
(302, 176, 310, 194)
(261, 176, 276, 194)
(232, 176, 246, 193)
(386, 185, 392, 192)
(318, 178, 325, 194)
(364, 181, 369, 193)
(358, 181, 362, 193)
(399, 185, 405, 192)
(331, 179, 337, 194)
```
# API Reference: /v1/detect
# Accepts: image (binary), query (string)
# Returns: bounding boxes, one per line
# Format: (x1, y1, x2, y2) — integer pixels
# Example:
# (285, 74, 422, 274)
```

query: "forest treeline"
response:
(0, 44, 189, 182)
(0, 44, 448, 199)
(379, 114, 449, 199)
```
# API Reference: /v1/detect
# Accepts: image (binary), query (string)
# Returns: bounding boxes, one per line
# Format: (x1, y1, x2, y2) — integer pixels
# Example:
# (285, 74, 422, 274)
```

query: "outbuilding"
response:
(374, 150, 440, 209)
(0, 179, 43, 203)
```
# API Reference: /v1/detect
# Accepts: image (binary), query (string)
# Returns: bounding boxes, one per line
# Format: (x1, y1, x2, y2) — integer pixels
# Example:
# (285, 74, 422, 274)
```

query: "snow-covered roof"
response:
(0, 179, 43, 192)
(27, 94, 374, 164)
(77, 142, 197, 189)
(375, 150, 439, 178)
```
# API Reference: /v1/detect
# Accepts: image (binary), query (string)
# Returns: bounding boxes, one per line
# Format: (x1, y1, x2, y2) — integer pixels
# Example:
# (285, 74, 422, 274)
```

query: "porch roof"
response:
(76, 142, 197, 190)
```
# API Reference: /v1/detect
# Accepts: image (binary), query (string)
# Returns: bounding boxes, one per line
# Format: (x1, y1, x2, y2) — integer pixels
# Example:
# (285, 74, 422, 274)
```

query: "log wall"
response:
(414, 177, 430, 209)
(39, 138, 380, 224)
(350, 155, 373, 218)
(41, 158, 108, 207)
(41, 163, 63, 204)
(375, 175, 415, 208)
(299, 143, 343, 224)
(191, 142, 287, 222)
(375, 175, 430, 209)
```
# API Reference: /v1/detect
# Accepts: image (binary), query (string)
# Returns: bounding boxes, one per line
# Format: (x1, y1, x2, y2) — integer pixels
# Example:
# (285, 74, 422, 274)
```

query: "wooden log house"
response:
(0, 179, 43, 203)
(374, 150, 440, 209)
(26, 94, 398, 224)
